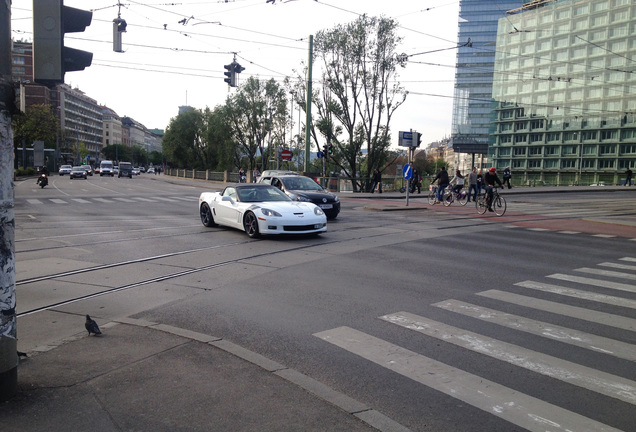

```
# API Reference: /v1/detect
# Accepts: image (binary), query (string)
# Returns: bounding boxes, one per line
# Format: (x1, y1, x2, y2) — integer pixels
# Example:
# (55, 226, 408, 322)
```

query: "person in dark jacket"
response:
(371, 168, 382, 193)
(431, 166, 449, 202)
(484, 167, 503, 212)
(502, 166, 512, 189)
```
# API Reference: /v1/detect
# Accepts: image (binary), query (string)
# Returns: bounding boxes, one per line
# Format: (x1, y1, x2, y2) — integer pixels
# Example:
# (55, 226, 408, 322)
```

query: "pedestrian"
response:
(467, 167, 478, 202)
(238, 167, 246, 183)
(253, 168, 260, 183)
(450, 169, 464, 194)
(625, 167, 633, 186)
(410, 169, 422, 194)
(431, 166, 449, 203)
(477, 169, 484, 196)
(371, 168, 382, 193)
(503, 166, 512, 189)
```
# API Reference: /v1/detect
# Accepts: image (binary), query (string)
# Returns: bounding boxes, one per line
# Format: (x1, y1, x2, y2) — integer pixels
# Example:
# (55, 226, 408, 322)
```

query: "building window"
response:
(12, 56, 25, 65)
(106, 139, 109, 145)
(499, 135, 512, 144)
(529, 133, 543, 143)
(545, 159, 559, 169)
(562, 159, 577, 168)
(562, 145, 577, 155)
(581, 131, 597, 141)
(547, 132, 561, 142)
(600, 130, 617, 140)
(620, 144, 636, 154)
(500, 123, 512, 132)
(599, 145, 616, 154)
(514, 134, 527, 144)
(515, 122, 527, 131)
(564, 132, 579, 141)
(513, 147, 526, 156)
(583, 145, 597, 155)
(528, 160, 541, 168)
(545, 146, 558, 155)
(529, 147, 542, 156)
(582, 159, 595, 169)
(598, 159, 615, 169)
(530, 120, 544, 129)
(501, 110, 514, 119)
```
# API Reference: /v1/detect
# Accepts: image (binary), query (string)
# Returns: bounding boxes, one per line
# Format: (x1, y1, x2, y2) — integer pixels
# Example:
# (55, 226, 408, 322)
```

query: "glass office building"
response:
(491, 0, 636, 185)
(451, 0, 524, 154)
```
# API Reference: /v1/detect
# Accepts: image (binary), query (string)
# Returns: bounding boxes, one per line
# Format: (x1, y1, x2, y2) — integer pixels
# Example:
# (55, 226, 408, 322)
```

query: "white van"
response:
(100, 160, 114, 177)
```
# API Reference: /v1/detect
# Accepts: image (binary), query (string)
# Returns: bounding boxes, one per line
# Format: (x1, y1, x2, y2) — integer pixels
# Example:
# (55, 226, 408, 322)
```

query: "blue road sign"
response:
(403, 164, 412, 180)
(317, 151, 324, 159)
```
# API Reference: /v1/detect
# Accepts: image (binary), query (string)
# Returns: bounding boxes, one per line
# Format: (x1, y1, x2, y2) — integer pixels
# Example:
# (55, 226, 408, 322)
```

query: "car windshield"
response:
(237, 186, 291, 202)
(72, 166, 84, 171)
(282, 177, 323, 191)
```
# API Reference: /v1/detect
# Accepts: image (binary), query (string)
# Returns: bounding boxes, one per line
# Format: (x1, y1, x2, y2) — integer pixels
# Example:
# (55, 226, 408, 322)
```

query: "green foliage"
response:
(15, 167, 36, 177)
(308, 15, 406, 191)
(12, 104, 58, 148)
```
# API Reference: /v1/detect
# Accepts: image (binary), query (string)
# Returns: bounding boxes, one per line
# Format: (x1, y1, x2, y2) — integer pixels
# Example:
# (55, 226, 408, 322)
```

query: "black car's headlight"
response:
(261, 208, 282, 217)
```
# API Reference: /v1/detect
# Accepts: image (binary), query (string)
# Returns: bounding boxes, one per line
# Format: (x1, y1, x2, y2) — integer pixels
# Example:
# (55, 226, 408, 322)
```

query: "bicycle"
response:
(442, 187, 469, 207)
(475, 187, 506, 216)
(427, 184, 439, 205)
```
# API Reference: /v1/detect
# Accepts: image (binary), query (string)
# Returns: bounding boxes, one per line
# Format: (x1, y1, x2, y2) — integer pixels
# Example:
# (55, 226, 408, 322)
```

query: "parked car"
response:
(58, 165, 72, 175)
(198, 184, 327, 238)
(255, 169, 297, 182)
(258, 174, 340, 219)
(132, 167, 140, 175)
(69, 166, 87, 179)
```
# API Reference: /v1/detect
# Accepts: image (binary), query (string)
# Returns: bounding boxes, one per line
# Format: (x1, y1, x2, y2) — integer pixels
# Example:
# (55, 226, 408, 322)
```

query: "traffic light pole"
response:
(0, 0, 18, 401)
(304, 35, 313, 172)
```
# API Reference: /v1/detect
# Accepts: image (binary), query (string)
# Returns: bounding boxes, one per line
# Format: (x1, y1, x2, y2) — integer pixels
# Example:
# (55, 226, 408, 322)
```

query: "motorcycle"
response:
(36, 174, 48, 188)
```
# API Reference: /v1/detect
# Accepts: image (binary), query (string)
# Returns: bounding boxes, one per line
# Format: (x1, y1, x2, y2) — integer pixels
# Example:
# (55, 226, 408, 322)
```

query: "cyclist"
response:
(450, 169, 464, 195)
(484, 167, 503, 212)
(431, 166, 449, 203)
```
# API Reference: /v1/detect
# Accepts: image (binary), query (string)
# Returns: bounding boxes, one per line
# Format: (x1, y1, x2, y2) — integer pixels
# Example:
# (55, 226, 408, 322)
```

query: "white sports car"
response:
(199, 184, 327, 238)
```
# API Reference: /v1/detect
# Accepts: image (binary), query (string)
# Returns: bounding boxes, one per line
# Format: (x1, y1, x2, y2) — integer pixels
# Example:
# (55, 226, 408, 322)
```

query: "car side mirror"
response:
(221, 196, 234, 204)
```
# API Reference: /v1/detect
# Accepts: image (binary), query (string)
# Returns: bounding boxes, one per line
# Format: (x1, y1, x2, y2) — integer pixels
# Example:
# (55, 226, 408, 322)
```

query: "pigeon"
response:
(85, 315, 102, 336)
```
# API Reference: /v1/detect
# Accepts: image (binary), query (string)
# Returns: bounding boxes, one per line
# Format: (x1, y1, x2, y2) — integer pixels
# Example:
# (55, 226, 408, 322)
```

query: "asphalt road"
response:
(13, 174, 636, 431)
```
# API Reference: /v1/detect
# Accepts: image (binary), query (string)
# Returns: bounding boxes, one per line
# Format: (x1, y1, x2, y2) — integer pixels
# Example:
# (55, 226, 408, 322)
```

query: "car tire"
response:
(200, 203, 217, 227)
(243, 211, 260, 238)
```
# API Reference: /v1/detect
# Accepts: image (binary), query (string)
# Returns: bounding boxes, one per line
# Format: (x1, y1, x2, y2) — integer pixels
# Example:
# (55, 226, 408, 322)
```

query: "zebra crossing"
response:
(314, 257, 636, 431)
(24, 196, 197, 206)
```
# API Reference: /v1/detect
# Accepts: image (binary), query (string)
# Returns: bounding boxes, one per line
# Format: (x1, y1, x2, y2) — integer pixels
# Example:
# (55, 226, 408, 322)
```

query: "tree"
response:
(224, 76, 288, 171)
(296, 15, 407, 191)
(12, 104, 58, 148)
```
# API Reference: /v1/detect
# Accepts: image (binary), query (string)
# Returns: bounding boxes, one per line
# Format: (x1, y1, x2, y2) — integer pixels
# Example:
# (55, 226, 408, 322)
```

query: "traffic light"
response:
(416, 132, 422, 147)
(33, 0, 93, 86)
(113, 17, 127, 53)
(234, 63, 245, 74)
(223, 63, 235, 87)
(328, 144, 334, 155)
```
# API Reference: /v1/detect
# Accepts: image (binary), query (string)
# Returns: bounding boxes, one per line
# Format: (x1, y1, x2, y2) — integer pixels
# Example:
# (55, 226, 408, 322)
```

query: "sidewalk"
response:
(2, 317, 403, 432)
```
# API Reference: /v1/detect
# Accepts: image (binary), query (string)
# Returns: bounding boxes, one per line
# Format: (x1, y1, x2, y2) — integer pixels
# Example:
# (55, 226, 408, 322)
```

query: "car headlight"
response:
(314, 207, 324, 216)
(261, 208, 282, 217)
(333, 195, 339, 202)
(289, 193, 311, 202)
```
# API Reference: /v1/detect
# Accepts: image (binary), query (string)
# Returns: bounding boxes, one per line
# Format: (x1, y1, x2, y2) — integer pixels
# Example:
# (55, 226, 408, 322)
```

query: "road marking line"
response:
(314, 326, 622, 432)
(526, 227, 550, 231)
(515, 280, 636, 310)
(381, 312, 636, 405)
(547, 274, 636, 294)
(599, 262, 636, 271)
(112, 197, 136, 202)
(49, 199, 67, 204)
(557, 231, 580, 234)
(620, 257, 636, 262)
(171, 196, 197, 201)
(133, 197, 154, 202)
(434, 299, 636, 362)
(155, 197, 178, 202)
(71, 198, 91, 204)
(94, 198, 113, 203)
(575, 267, 636, 281)
(26, 199, 43, 205)
(592, 234, 616, 238)
(477, 290, 636, 331)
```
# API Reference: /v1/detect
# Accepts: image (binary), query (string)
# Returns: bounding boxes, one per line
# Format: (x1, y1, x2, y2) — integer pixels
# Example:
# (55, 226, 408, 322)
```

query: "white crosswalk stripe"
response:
(314, 327, 623, 432)
(26, 199, 43, 205)
(315, 256, 636, 431)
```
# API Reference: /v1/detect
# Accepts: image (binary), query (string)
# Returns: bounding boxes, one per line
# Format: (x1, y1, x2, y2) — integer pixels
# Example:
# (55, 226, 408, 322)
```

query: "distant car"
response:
(147, 167, 155, 173)
(83, 166, 93, 176)
(139, 166, 146, 173)
(255, 169, 297, 183)
(58, 165, 72, 176)
(69, 166, 87, 179)
(94, 167, 100, 175)
(118, 162, 133, 178)
(132, 167, 140, 175)
(113, 166, 120, 176)
(258, 174, 340, 219)
(199, 183, 327, 238)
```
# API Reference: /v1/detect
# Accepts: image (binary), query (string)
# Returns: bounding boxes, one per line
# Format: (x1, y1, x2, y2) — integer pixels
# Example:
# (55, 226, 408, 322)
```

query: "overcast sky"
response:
(11, 0, 461, 148)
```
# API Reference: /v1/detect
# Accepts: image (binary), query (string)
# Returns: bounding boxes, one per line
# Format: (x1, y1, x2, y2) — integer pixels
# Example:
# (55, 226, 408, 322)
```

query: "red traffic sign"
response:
(280, 149, 292, 160)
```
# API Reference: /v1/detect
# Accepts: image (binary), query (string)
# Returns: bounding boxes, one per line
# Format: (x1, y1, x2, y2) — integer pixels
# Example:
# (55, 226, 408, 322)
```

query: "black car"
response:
(258, 174, 340, 219)
(69, 166, 87, 179)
